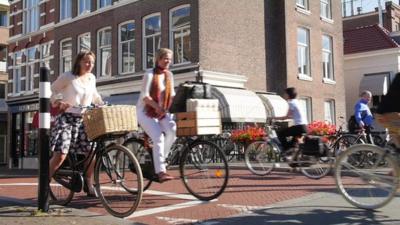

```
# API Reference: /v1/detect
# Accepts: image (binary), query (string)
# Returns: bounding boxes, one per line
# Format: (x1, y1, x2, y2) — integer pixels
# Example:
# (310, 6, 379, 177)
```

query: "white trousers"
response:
(137, 108, 177, 174)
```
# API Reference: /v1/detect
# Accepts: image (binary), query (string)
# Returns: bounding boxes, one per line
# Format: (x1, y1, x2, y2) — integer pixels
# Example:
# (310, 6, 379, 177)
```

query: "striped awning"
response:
(257, 93, 289, 118)
(212, 87, 267, 123)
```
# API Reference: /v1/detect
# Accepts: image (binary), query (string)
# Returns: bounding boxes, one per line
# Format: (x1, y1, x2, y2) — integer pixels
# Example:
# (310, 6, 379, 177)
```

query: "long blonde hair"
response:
(155, 48, 173, 67)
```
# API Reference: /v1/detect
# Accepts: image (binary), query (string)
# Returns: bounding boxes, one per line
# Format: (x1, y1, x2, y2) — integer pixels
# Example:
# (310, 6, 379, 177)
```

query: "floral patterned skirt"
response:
(50, 113, 93, 154)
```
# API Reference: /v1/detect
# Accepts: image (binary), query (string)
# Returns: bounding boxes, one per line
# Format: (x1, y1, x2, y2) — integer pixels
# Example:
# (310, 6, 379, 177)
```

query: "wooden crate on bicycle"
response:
(175, 111, 222, 136)
(83, 105, 138, 140)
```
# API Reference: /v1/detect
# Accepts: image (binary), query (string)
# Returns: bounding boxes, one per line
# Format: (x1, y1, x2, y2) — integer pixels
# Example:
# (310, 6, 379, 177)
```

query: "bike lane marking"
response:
(125, 199, 217, 219)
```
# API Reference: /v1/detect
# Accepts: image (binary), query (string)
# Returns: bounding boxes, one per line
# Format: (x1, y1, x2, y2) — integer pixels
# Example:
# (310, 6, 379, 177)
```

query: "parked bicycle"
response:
(49, 105, 143, 218)
(123, 132, 229, 201)
(244, 122, 334, 179)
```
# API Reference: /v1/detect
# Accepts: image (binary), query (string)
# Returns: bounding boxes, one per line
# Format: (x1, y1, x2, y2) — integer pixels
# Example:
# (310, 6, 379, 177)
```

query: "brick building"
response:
(0, 0, 8, 167)
(266, 0, 346, 124)
(6, 0, 345, 169)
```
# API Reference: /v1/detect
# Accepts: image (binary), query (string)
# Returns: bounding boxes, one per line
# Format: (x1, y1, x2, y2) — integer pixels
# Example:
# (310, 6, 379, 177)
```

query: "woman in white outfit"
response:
(136, 48, 177, 182)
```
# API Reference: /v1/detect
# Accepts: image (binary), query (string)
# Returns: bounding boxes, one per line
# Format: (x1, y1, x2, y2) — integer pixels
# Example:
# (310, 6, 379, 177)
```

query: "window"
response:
(26, 47, 36, 92)
(296, 0, 308, 10)
(0, 11, 7, 27)
(78, 33, 91, 52)
(297, 27, 310, 78)
(13, 52, 22, 94)
(324, 100, 335, 124)
(23, 0, 39, 33)
(298, 97, 312, 124)
(79, 0, 91, 15)
(98, 0, 112, 9)
(143, 13, 161, 69)
(98, 28, 112, 76)
(322, 35, 334, 81)
(40, 43, 51, 67)
(170, 5, 191, 64)
(60, 39, 72, 73)
(321, 0, 332, 19)
(60, 0, 72, 21)
(119, 22, 135, 74)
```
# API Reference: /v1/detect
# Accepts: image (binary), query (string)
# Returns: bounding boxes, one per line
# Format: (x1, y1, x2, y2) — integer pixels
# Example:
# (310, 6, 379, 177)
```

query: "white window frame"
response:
(77, 32, 91, 53)
(296, 0, 308, 10)
(297, 27, 311, 80)
(98, 0, 112, 9)
(78, 0, 91, 15)
(60, 38, 72, 74)
(324, 99, 335, 124)
(13, 51, 22, 95)
(169, 4, 191, 65)
(143, 13, 161, 69)
(298, 97, 312, 124)
(60, 0, 72, 21)
(23, 0, 40, 34)
(118, 20, 135, 75)
(40, 43, 51, 68)
(320, 0, 332, 20)
(322, 34, 334, 82)
(25, 47, 36, 93)
(97, 27, 112, 77)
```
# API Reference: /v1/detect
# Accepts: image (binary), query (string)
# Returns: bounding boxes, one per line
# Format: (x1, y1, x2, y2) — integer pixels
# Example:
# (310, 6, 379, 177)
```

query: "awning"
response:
(257, 93, 288, 118)
(359, 74, 389, 96)
(212, 87, 266, 123)
(104, 92, 140, 105)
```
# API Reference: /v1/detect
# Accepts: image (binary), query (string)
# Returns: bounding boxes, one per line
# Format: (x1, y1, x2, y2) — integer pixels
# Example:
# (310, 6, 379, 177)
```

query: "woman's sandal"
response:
(158, 172, 174, 183)
(83, 179, 96, 197)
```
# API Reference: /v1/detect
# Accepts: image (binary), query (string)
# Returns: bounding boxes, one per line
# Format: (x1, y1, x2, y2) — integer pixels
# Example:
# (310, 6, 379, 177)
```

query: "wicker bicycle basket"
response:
(83, 105, 138, 140)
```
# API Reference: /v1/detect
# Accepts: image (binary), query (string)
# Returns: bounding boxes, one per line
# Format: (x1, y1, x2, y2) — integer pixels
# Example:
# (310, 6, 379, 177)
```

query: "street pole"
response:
(38, 67, 51, 212)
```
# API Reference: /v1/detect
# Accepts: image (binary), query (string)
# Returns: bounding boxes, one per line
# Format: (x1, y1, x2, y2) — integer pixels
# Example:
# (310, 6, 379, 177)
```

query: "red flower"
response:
(231, 126, 266, 142)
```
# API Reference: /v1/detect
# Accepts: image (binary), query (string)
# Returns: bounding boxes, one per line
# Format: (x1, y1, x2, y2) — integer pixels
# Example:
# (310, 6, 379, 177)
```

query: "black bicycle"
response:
(49, 107, 143, 218)
(123, 132, 229, 201)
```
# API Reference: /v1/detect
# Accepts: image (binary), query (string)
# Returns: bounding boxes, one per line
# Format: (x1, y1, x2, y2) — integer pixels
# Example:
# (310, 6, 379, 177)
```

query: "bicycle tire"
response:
(94, 144, 143, 218)
(49, 154, 75, 206)
(333, 134, 364, 156)
(180, 140, 229, 201)
(335, 144, 399, 209)
(244, 141, 277, 176)
(300, 148, 334, 180)
(123, 138, 153, 191)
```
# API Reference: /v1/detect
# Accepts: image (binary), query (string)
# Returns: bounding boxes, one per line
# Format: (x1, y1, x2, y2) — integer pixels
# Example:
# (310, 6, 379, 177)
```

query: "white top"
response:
(50, 72, 102, 115)
(137, 69, 176, 111)
(288, 99, 308, 125)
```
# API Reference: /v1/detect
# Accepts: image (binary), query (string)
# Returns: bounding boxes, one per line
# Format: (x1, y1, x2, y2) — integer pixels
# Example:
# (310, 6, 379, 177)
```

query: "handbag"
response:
(170, 81, 213, 113)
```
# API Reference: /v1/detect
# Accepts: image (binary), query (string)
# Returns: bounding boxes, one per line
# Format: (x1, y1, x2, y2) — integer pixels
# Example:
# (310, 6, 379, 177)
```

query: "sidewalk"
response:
(0, 196, 140, 225)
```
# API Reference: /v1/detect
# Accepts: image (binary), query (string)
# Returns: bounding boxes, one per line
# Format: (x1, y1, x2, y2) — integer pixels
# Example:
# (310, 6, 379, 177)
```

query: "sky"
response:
(343, 0, 398, 16)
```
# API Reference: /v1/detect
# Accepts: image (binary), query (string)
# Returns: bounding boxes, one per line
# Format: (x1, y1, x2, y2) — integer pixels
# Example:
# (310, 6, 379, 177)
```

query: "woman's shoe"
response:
(83, 180, 96, 197)
(158, 172, 174, 183)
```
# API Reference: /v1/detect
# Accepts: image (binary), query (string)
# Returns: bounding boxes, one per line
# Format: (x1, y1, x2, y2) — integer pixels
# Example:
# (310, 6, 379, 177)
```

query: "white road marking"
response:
(0, 183, 199, 200)
(156, 216, 198, 224)
(125, 200, 217, 219)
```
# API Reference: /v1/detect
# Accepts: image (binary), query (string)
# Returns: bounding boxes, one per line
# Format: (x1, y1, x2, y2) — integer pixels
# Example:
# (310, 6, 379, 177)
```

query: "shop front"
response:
(8, 101, 39, 169)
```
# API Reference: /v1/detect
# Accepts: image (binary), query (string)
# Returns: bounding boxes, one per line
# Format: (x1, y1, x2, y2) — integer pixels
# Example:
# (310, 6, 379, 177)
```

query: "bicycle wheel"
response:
(335, 144, 399, 209)
(49, 154, 75, 206)
(123, 138, 153, 191)
(244, 141, 277, 176)
(94, 144, 143, 218)
(180, 140, 229, 201)
(300, 148, 334, 179)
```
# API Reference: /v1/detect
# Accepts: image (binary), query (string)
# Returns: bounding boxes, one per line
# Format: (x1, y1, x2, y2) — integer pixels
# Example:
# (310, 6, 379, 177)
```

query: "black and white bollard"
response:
(38, 67, 51, 212)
